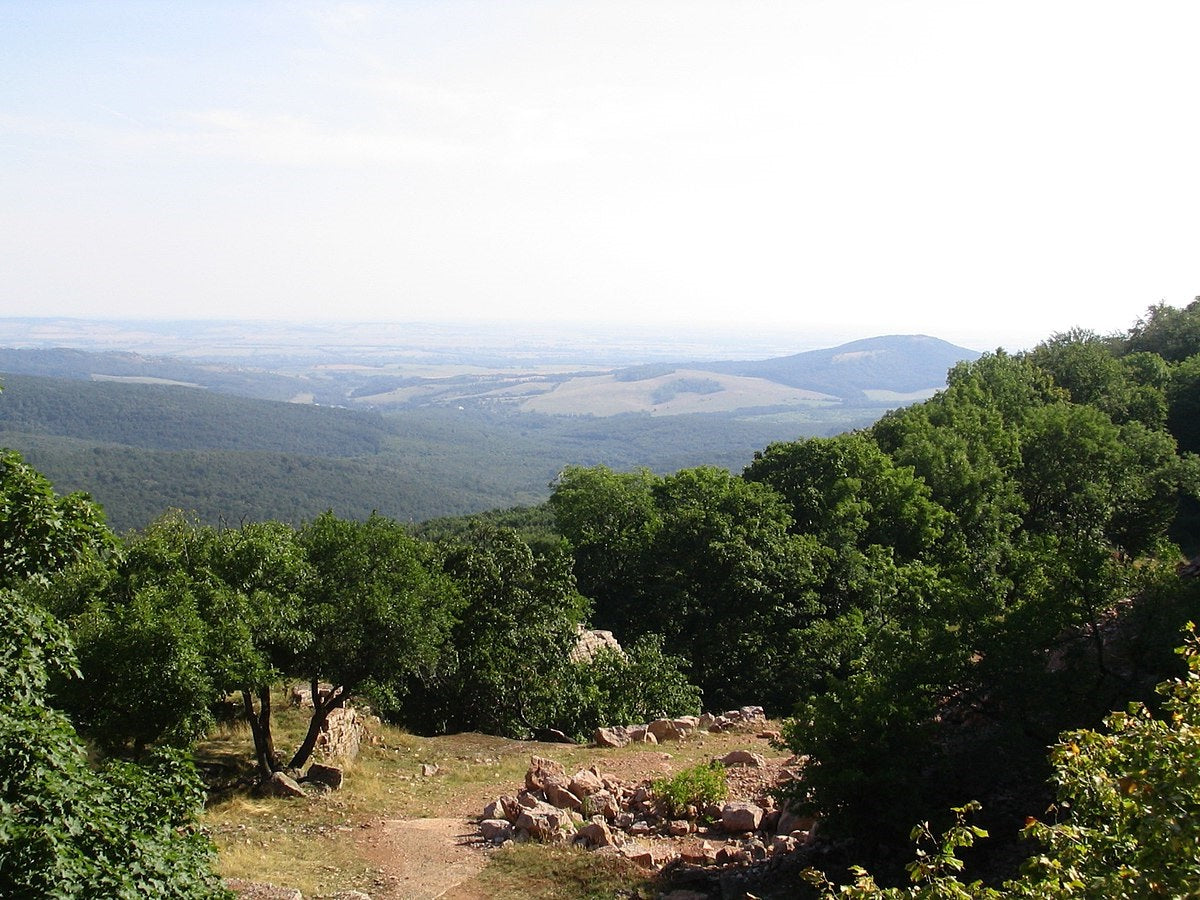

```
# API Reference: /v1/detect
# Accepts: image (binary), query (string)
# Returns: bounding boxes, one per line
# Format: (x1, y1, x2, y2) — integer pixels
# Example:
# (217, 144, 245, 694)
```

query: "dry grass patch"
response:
(475, 844, 653, 900)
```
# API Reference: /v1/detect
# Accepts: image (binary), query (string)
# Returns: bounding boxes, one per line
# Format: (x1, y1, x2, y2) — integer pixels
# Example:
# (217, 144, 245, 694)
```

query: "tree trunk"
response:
(241, 683, 277, 781)
(287, 677, 348, 772)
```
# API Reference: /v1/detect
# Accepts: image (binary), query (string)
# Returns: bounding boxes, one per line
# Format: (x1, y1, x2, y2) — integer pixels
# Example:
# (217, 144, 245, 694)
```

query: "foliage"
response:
(0, 448, 115, 587)
(290, 512, 460, 768)
(558, 636, 702, 738)
(1013, 626, 1200, 897)
(652, 761, 728, 819)
(409, 502, 562, 554)
(804, 628, 1200, 898)
(552, 464, 823, 711)
(0, 590, 230, 898)
(1, 370, 881, 532)
(1123, 297, 1200, 363)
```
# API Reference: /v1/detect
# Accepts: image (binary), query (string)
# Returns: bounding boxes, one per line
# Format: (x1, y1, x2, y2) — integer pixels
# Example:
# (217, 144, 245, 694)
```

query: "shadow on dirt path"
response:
(356, 816, 491, 900)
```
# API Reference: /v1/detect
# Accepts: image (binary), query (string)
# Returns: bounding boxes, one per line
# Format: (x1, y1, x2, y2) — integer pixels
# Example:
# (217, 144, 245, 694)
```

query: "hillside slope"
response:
(703, 334, 982, 399)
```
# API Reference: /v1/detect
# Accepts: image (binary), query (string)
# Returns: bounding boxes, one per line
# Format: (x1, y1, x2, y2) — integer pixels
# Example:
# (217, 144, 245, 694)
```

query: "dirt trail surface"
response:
(356, 817, 490, 900)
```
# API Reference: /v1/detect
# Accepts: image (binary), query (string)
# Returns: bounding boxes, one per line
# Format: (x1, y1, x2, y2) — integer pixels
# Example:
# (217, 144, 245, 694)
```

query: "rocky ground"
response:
(218, 712, 799, 900)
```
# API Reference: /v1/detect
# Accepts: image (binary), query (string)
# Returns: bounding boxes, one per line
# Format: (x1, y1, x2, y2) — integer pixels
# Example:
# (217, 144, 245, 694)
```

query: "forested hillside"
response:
(0, 374, 880, 531)
(4, 301, 1200, 897)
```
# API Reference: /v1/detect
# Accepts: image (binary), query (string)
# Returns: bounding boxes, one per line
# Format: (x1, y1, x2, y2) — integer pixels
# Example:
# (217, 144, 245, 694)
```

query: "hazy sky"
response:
(2, 1, 1197, 350)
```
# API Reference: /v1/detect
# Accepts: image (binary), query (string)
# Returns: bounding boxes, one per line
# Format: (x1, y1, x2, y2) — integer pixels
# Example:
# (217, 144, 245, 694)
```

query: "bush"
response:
(653, 761, 728, 819)
(0, 591, 230, 899)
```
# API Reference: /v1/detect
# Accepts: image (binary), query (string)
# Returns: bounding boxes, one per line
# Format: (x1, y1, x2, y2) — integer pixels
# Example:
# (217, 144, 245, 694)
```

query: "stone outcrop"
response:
(570, 626, 626, 663)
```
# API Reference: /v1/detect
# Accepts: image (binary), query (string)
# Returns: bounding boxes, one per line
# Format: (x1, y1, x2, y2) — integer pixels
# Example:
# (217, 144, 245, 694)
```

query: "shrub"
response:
(653, 761, 728, 819)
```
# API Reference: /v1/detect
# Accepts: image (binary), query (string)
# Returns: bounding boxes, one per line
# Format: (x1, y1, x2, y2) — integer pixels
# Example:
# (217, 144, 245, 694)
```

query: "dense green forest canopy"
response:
(0, 373, 879, 531)
(5, 298, 1200, 895)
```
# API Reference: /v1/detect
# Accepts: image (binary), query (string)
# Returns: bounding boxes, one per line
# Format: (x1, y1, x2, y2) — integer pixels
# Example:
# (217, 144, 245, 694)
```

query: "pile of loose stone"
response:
(477, 708, 815, 872)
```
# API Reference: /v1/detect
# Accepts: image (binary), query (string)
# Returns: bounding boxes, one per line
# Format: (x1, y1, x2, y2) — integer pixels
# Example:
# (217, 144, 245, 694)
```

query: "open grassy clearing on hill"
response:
(199, 698, 786, 899)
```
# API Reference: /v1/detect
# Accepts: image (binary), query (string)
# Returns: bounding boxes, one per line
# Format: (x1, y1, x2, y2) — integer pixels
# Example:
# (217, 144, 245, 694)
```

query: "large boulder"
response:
(570, 626, 625, 663)
(480, 819, 513, 844)
(525, 755, 566, 792)
(719, 750, 766, 768)
(594, 726, 631, 748)
(257, 771, 306, 799)
(720, 802, 765, 833)
(303, 763, 344, 789)
(646, 719, 682, 742)
(569, 768, 604, 798)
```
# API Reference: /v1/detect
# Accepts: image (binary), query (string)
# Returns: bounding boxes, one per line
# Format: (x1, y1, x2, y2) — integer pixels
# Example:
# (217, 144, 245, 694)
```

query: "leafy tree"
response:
(0, 448, 115, 588)
(784, 350, 1195, 847)
(1123, 298, 1200, 363)
(0, 590, 230, 898)
(1012, 627, 1200, 897)
(640, 466, 824, 711)
(549, 465, 661, 627)
(403, 526, 586, 738)
(292, 512, 459, 770)
(804, 628, 1200, 898)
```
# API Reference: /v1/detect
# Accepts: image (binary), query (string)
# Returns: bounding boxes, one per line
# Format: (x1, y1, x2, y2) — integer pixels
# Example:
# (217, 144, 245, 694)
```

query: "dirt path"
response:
(356, 817, 491, 900)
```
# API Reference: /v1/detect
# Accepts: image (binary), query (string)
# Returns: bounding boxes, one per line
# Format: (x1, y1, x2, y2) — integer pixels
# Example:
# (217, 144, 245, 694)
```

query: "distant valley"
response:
(0, 319, 981, 531)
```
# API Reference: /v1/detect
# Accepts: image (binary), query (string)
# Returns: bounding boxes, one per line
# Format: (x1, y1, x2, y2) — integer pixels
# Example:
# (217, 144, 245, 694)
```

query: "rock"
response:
(719, 750, 766, 768)
(569, 769, 604, 798)
(570, 626, 625, 662)
(420, 763, 439, 777)
(331, 892, 372, 900)
(667, 820, 691, 836)
(622, 844, 676, 869)
(499, 795, 523, 821)
(679, 840, 719, 866)
(747, 837, 768, 861)
(761, 809, 781, 834)
(594, 726, 631, 748)
(720, 802, 764, 833)
(258, 771, 306, 799)
(515, 800, 570, 841)
(480, 818, 513, 844)
(481, 798, 504, 820)
(575, 820, 616, 848)
(517, 791, 538, 808)
(483, 796, 523, 822)
(715, 845, 751, 865)
(647, 719, 682, 742)
(525, 756, 566, 792)
(316, 705, 365, 761)
(303, 763, 343, 789)
(771, 834, 798, 855)
(777, 807, 817, 836)
(544, 778, 583, 812)
(585, 788, 620, 820)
